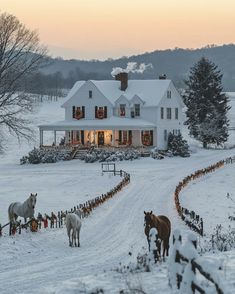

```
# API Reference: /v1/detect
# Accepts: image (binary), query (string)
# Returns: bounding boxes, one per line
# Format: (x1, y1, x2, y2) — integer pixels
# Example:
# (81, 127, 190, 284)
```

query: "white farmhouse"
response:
(39, 73, 185, 150)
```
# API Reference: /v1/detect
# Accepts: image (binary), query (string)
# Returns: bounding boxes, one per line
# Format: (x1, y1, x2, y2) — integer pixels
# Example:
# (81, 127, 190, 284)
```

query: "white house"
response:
(39, 73, 185, 150)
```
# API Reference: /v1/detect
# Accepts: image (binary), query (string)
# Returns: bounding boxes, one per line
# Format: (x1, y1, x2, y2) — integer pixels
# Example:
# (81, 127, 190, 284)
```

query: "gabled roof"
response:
(61, 81, 85, 107)
(114, 94, 130, 105)
(91, 79, 171, 106)
(62, 79, 173, 107)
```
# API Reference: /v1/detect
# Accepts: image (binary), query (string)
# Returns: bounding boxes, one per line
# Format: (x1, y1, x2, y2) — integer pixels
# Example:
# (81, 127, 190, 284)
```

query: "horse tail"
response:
(8, 203, 15, 222)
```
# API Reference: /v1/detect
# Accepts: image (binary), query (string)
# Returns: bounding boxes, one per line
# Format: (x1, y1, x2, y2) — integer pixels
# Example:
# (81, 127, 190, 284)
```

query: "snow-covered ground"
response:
(0, 99, 235, 293)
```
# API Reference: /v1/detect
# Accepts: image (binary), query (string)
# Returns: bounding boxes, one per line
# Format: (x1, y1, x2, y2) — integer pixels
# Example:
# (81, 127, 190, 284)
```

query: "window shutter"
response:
(72, 106, 75, 118)
(150, 130, 153, 145)
(104, 106, 107, 118)
(82, 106, 85, 118)
(128, 130, 132, 144)
(81, 130, 84, 145)
(95, 106, 98, 118)
(119, 130, 122, 143)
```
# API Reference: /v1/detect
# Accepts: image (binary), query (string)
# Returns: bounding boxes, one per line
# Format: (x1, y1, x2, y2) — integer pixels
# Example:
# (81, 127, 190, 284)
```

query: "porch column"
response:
(40, 129, 43, 146)
(93, 130, 96, 145)
(54, 130, 57, 146)
(139, 130, 142, 146)
(112, 130, 115, 146)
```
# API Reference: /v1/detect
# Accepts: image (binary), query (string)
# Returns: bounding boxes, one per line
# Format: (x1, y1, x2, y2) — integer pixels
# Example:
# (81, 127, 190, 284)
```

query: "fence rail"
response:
(174, 155, 235, 235)
(169, 230, 224, 294)
(0, 168, 130, 237)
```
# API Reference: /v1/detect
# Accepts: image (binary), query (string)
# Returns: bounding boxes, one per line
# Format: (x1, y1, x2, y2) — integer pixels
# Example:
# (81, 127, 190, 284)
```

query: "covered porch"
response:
(38, 117, 156, 148)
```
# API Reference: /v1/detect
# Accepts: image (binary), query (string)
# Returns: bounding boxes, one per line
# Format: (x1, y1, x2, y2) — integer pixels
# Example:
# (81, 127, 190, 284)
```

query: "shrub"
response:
(167, 133, 190, 157)
(20, 148, 70, 164)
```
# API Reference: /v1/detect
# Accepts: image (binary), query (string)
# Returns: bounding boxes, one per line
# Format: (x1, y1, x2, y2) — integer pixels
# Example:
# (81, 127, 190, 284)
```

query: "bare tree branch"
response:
(0, 12, 47, 149)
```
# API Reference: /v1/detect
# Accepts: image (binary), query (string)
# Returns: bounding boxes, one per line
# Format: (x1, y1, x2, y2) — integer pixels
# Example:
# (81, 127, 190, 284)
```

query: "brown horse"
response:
(144, 211, 171, 258)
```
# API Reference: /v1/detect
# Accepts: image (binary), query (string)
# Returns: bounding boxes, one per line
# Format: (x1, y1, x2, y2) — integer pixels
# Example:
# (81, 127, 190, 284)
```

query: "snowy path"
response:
(0, 149, 235, 293)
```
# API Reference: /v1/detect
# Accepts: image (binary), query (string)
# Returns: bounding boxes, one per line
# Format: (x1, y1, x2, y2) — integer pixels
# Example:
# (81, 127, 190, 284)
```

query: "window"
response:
(89, 90, 92, 98)
(166, 108, 171, 119)
(164, 130, 167, 141)
(167, 90, 171, 98)
(95, 106, 107, 119)
(161, 107, 164, 119)
(120, 104, 126, 116)
(175, 108, 178, 119)
(74, 106, 85, 119)
(134, 104, 140, 116)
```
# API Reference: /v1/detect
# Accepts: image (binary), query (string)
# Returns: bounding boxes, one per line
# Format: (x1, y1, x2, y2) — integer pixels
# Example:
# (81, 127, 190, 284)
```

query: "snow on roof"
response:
(61, 79, 171, 108)
(39, 116, 156, 131)
(91, 79, 171, 106)
(62, 80, 85, 106)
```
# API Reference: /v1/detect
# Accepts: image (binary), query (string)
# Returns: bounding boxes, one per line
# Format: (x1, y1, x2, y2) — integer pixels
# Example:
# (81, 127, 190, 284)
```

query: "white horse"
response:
(66, 212, 82, 247)
(8, 193, 37, 224)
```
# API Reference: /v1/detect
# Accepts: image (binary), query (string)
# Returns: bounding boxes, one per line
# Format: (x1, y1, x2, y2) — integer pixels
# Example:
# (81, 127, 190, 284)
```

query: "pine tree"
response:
(184, 57, 230, 148)
(168, 132, 190, 157)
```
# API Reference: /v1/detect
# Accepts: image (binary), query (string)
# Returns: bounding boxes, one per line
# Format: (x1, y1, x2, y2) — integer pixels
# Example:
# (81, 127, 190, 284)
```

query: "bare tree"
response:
(0, 12, 47, 149)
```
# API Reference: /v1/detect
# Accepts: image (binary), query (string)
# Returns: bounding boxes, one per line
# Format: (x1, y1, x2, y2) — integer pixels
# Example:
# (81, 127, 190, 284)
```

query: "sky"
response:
(1, 0, 235, 60)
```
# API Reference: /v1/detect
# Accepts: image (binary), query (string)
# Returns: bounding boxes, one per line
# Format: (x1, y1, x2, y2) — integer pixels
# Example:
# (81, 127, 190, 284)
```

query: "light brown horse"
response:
(144, 211, 171, 258)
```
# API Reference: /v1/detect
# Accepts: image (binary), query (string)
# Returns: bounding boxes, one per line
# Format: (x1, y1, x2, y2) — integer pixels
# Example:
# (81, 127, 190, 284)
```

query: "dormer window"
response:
(167, 90, 171, 98)
(134, 104, 140, 116)
(89, 90, 92, 98)
(120, 104, 126, 117)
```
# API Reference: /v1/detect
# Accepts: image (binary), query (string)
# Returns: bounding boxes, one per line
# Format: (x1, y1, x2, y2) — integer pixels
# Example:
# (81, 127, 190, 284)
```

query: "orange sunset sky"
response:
(1, 0, 235, 60)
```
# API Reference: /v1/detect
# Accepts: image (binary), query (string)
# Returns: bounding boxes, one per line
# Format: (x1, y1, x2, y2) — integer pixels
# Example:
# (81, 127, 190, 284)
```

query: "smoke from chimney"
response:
(111, 62, 153, 77)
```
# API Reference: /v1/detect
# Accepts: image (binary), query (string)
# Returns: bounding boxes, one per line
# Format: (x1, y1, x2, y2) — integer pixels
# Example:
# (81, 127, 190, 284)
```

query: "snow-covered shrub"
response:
(209, 225, 235, 252)
(81, 148, 141, 163)
(20, 147, 70, 164)
(167, 132, 190, 157)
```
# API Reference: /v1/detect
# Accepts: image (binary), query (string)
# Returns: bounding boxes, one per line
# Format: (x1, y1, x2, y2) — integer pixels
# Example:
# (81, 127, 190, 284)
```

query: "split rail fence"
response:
(0, 165, 130, 236)
(174, 155, 235, 236)
(169, 230, 224, 294)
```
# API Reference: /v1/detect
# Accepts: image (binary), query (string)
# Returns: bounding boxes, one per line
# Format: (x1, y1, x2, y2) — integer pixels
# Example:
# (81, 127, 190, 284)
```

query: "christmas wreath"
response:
(75, 108, 83, 119)
(97, 109, 104, 119)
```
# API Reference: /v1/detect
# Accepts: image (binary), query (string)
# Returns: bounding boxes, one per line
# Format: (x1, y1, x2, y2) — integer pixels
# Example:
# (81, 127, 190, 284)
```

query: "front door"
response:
(98, 131, 104, 145)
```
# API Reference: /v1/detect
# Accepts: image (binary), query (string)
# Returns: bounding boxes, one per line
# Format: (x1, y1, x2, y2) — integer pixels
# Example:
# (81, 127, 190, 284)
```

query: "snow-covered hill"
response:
(0, 100, 234, 293)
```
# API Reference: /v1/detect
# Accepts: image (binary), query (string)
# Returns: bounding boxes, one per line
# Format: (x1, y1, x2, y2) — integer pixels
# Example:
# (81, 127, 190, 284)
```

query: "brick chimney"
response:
(115, 72, 128, 91)
(159, 74, 167, 80)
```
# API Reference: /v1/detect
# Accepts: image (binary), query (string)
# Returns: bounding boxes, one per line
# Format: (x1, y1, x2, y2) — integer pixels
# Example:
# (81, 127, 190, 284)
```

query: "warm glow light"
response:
(1, 0, 235, 60)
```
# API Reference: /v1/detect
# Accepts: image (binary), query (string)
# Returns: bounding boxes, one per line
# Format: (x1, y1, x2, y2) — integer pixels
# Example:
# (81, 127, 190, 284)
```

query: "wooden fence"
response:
(0, 169, 130, 237)
(169, 230, 224, 294)
(174, 155, 235, 236)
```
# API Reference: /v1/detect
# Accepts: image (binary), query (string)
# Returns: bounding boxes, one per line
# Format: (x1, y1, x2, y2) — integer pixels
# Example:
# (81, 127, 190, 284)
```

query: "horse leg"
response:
(73, 229, 76, 247)
(68, 228, 72, 246)
(77, 229, 80, 247)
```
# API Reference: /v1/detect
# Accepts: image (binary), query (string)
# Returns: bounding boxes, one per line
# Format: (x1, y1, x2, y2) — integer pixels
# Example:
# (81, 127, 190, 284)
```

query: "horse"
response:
(144, 211, 171, 259)
(66, 212, 82, 247)
(8, 193, 37, 224)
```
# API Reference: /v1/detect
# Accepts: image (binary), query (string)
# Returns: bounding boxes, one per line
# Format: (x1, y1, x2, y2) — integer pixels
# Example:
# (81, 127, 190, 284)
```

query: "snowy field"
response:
(0, 99, 235, 293)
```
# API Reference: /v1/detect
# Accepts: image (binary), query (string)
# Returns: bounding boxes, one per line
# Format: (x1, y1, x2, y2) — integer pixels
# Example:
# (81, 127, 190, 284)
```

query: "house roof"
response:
(62, 79, 172, 107)
(92, 79, 171, 106)
(39, 116, 156, 131)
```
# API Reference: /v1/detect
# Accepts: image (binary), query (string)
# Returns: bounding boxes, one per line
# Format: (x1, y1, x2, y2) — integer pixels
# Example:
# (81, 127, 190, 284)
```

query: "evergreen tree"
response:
(168, 132, 190, 157)
(184, 57, 230, 148)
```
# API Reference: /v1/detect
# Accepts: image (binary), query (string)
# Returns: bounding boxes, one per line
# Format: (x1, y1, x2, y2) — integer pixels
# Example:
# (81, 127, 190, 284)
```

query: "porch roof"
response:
(39, 116, 156, 131)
